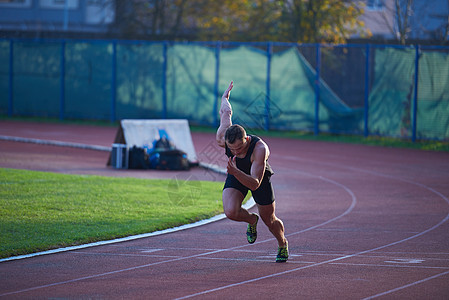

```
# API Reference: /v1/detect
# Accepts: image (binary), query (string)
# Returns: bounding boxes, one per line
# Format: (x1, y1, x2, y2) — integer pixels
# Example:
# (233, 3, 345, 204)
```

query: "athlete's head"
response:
(225, 124, 246, 144)
(225, 124, 249, 156)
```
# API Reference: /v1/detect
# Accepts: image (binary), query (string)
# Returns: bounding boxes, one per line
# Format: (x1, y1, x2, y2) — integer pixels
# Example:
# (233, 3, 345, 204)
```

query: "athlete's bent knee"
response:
(224, 208, 239, 221)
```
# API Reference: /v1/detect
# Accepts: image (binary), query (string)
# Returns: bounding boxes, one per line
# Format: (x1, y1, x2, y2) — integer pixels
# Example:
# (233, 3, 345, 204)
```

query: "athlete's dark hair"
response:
(225, 124, 246, 144)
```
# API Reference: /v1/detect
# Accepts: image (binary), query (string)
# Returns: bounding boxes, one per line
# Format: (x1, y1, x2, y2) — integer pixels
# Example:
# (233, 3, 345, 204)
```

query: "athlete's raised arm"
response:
(216, 81, 234, 148)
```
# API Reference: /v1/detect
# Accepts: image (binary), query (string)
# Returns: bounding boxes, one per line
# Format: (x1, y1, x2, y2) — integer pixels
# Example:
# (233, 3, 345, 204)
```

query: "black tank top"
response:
(225, 135, 273, 176)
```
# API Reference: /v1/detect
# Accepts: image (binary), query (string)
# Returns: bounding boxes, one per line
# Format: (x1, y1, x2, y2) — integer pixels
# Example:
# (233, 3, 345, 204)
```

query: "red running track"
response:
(1, 120, 449, 299)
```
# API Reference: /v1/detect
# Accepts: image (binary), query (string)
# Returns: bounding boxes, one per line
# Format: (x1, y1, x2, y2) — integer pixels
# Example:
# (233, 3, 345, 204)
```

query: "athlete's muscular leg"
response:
(257, 202, 287, 247)
(223, 188, 258, 224)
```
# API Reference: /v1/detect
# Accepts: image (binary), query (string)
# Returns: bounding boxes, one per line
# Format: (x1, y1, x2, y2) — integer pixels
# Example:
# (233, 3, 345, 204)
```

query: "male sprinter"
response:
(216, 81, 288, 263)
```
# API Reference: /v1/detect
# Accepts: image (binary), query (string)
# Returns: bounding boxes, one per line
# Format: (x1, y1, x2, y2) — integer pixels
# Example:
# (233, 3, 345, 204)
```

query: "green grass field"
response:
(0, 168, 224, 259)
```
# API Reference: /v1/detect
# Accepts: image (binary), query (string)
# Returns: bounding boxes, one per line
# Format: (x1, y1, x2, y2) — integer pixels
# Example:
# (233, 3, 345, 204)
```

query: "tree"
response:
(373, 0, 414, 44)
(109, 0, 189, 40)
(277, 0, 367, 44)
(182, 0, 248, 41)
(107, 0, 366, 43)
(393, 0, 413, 44)
(183, 0, 282, 41)
(366, 0, 449, 45)
(189, 0, 366, 43)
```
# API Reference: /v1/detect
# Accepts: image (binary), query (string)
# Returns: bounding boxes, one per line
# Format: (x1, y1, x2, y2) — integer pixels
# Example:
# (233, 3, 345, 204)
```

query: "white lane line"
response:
(159, 248, 449, 262)
(330, 262, 449, 270)
(368, 251, 449, 256)
(72, 251, 181, 259)
(0, 172, 356, 297)
(197, 257, 317, 264)
(362, 270, 449, 299)
(294, 250, 449, 257)
(139, 248, 164, 253)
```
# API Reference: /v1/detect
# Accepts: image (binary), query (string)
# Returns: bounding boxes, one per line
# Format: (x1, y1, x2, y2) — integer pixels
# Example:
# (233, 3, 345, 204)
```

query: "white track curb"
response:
(0, 135, 111, 151)
(0, 136, 255, 263)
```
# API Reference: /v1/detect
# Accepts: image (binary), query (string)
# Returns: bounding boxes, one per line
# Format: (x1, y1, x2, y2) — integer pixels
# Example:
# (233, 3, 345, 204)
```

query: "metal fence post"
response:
(162, 41, 168, 119)
(110, 41, 117, 123)
(364, 44, 371, 137)
(265, 42, 272, 131)
(314, 44, 321, 135)
(213, 41, 221, 127)
(8, 39, 13, 117)
(412, 45, 420, 142)
(59, 40, 65, 121)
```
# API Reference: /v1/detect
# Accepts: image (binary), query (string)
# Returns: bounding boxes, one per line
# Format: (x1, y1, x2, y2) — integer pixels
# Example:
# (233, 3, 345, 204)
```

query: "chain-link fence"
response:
(1, 39, 448, 141)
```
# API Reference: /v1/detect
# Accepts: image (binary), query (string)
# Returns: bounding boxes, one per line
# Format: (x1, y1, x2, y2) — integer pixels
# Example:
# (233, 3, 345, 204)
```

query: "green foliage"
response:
(0, 168, 224, 258)
(188, 0, 283, 41)
(189, 0, 367, 43)
(111, 0, 368, 43)
(278, 0, 368, 43)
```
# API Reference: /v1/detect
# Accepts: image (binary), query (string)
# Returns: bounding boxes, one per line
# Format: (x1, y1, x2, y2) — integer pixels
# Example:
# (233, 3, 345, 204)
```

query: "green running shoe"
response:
(276, 241, 289, 263)
(246, 214, 259, 244)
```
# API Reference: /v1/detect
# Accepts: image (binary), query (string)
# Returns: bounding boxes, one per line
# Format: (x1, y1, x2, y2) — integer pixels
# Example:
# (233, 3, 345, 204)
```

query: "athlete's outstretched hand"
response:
(222, 81, 233, 100)
(220, 81, 233, 118)
(217, 81, 234, 148)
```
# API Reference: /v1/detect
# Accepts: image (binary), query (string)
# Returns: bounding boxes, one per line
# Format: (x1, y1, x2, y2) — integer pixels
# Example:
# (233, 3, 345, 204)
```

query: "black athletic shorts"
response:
(223, 173, 275, 206)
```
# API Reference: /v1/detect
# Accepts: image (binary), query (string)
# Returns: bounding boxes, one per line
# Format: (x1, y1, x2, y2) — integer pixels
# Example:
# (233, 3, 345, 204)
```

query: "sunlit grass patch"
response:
(0, 168, 224, 258)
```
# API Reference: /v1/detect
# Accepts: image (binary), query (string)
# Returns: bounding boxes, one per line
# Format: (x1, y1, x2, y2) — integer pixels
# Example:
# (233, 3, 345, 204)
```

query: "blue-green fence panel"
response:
(13, 40, 61, 117)
(116, 42, 165, 120)
(64, 41, 112, 120)
(417, 48, 449, 139)
(1, 39, 448, 141)
(270, 46, 316, 131)
(219, 44, 269, 129)
(318, 45, 365, 134)
(166, 44, 217, 125)
(0, 40, 9, 115)
(369, 47, 417, 138)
